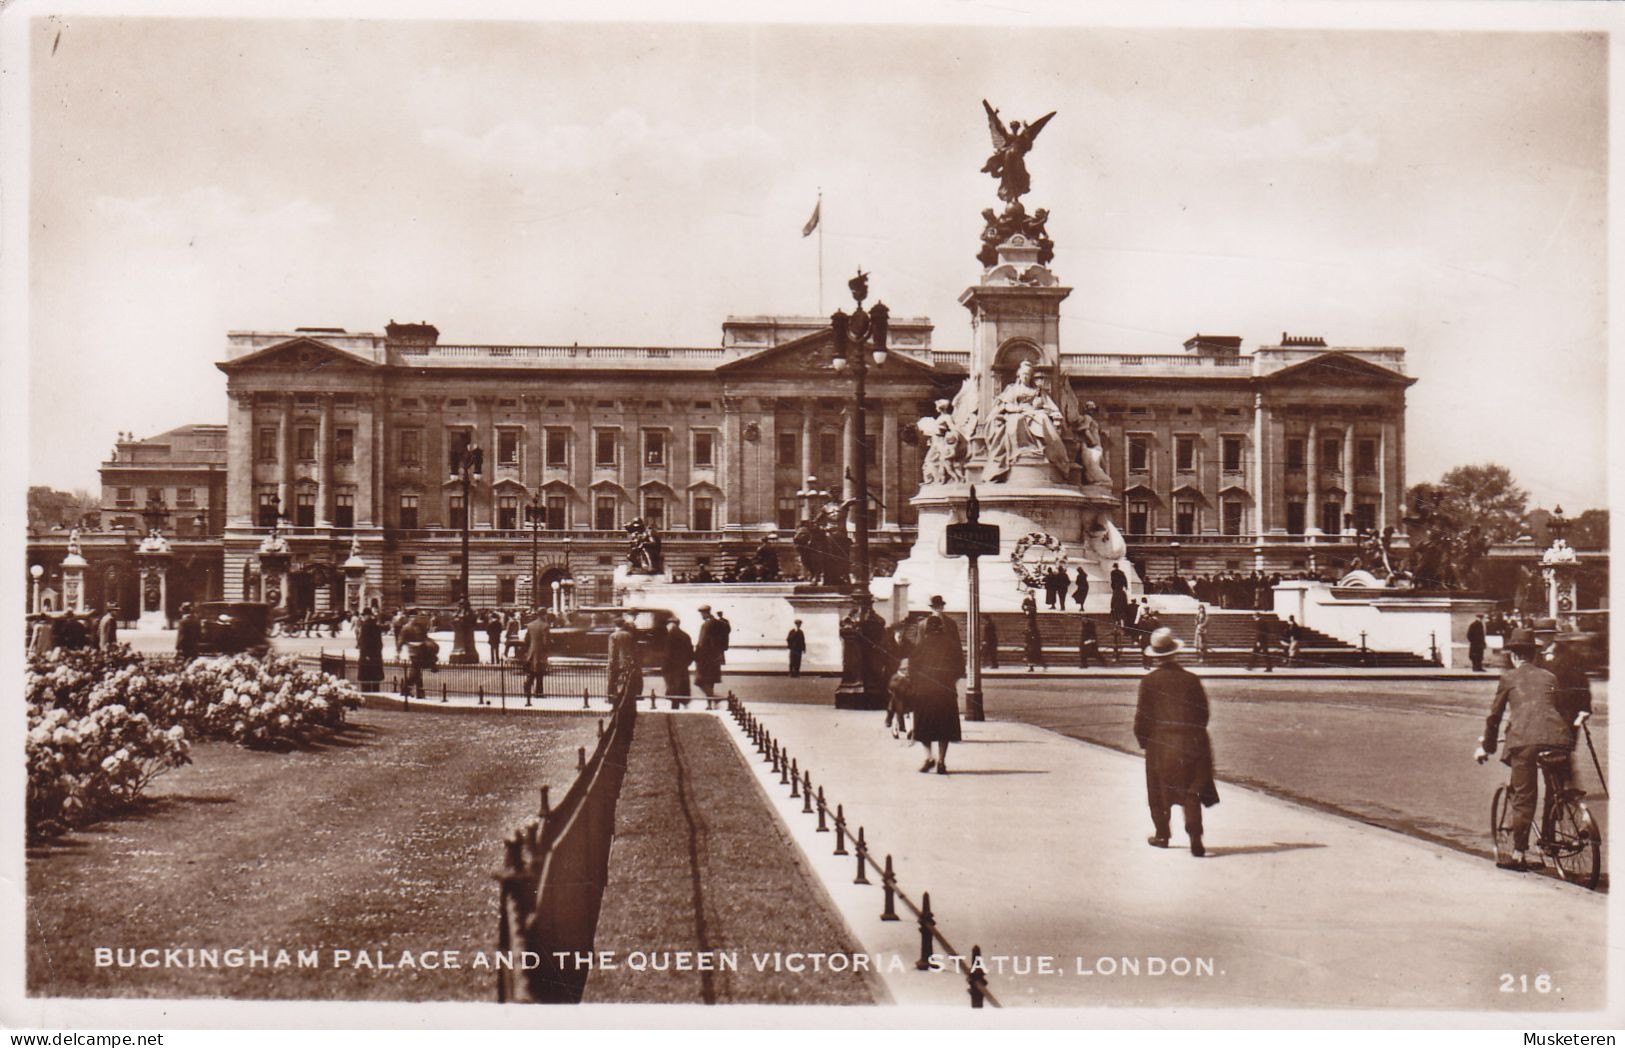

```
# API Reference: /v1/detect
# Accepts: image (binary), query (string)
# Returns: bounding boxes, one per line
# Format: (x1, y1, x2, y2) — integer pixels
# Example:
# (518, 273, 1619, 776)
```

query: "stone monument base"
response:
(882, 482, 1141, 614)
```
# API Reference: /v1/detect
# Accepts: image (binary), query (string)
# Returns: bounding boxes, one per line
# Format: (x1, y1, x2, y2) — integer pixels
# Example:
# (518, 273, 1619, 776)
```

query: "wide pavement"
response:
(724, 700, 1609, 1015)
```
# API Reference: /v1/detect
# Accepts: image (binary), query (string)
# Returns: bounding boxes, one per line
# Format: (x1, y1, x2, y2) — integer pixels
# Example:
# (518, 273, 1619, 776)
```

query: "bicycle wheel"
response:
(1490, 785, 1518, 867)
(1546, 795, 1601, 890)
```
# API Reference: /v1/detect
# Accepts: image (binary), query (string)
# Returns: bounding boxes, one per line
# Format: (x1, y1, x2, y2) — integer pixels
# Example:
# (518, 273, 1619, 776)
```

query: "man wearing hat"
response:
(175, 602, 201, 661)
(785, 618, 806, 677)
(1475, 627, 1589, 869)
(1533, 618, 1593, 727)
(694, 605, 727, 700)
(1134, 627, 1220, 857)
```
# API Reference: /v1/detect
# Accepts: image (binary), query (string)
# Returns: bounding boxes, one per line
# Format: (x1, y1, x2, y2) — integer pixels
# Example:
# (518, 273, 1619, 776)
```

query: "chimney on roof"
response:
(1182, 334, 1243, 358)
(385, 320, 440, 345)
(1279, 333, 1327, 348)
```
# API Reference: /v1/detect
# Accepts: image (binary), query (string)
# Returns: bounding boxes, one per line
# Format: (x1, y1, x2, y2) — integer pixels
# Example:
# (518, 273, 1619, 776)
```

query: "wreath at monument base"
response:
(1010, 531, 1066, 590)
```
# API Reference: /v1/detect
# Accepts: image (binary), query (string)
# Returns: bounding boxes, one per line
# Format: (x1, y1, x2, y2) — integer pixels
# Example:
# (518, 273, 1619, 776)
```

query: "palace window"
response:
(819, 431, 839, 467)
(497, 495, 518, 530)
(116, 487, 133, 506)
(296, 427, 317, 462)
(865, 431, 877, 466)
(296, 393, 317, 406)
(258, 427, 278, 462)
(400, 555, 415, 566)
(1221, 436, 1244, 473)
(450, 576, 466, 604)
(176, 487, 196, 506)
(449, 494, 467, 530)
(1222, 500, 1244, 536)
(399, 494, 419, 530)
(546, 428, 570, 468)
(545, 496, 567, 530)
(399, 577, 417, 604)
(1175, 500, 1197, 535)
(1357, 439, 1378, 476)
(1354, 502, 1378, 533)
(778, 431, 799, 467)
(1175, 436, 1196, 472)
(1128, 436, 1149, 474)
(1286, 500, 1306, 535)
(257, 491, 278, 527)
(1127, 500, 1149, 535)
(398, 429, 421, 467)
(295, 492, 315, 527)
(692, 496, 715, 532)
(594, 495, 618, 530)
(148, 487, 164, 505)
(644, 430, 666, 467)
(1321, 438, 1343, 471)
(1286, 438, 1305, 471)
(778, 495, 799, 531)
(498, 577, 517, 604)
(595, 430, 618, 468)
(643, 495, 665, 529)
(335, 428, 354, 463)
(1321, 500, 1344, 536)
(447, 428, 476, 473)
(693, 431, 715, 468)
(497, 428, 521, 467)
(334, 492, 354, 529)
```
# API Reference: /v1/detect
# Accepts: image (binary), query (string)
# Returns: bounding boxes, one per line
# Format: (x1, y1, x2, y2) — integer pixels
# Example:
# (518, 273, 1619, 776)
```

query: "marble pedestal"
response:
(881, 478, 1141, 613)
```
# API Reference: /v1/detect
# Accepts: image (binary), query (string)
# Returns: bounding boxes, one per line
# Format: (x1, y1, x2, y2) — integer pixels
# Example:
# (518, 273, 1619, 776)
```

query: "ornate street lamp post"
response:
(524, 491, 546, 613)
(448, 439, 483, 663)
(828, 270, 891, 709)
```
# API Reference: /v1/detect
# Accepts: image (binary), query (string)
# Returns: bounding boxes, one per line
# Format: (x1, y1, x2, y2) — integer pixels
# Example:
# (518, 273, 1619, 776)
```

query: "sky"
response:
(18, 9, 1611, 510)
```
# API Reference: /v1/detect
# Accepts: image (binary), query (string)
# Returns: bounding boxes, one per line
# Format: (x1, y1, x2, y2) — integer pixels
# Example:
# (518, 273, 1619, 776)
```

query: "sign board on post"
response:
(943, 487, 999, 722)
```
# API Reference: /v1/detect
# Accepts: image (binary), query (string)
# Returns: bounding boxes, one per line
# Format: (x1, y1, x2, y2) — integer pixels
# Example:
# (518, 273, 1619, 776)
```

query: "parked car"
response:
(547, 606, 676, 667)
(195, 601, 275, 657)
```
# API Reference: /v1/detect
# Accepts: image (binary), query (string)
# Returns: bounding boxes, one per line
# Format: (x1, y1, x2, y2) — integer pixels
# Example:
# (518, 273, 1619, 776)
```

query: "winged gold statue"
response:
(980, 100, 1056, 205)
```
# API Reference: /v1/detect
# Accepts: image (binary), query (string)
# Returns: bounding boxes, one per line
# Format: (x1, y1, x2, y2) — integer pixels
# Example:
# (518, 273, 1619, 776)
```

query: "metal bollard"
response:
(597, 719, 605, 738)
(479, 684, 486, 706)
(577, 746, 586, 772)
(779, 749, 791, 785)
(833, 804, 849, 855)
(915, 891, 936, 970)
(584, 688, 591, 710)
(538, 785, 550, 819)
(801, 771, 814, 813)
(815, 787, 829, 832)
(789, 758, 800, 795)
(880, 854, 900, 921)
(968, 946, 988, 1008)
(853, 827, 870, 884)
(441, 682, 448, 704)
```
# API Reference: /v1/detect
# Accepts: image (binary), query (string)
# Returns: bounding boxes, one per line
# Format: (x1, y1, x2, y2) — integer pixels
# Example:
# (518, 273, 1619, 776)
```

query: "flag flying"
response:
(801, 198, 821, 237)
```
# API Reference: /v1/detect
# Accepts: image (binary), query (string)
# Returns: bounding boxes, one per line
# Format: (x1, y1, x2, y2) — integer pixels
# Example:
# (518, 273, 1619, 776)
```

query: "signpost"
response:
(944, 486, 1000, 721)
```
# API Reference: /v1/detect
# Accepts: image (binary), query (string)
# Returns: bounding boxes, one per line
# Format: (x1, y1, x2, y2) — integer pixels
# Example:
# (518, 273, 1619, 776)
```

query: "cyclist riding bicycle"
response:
(1474, 627, 1592, 869)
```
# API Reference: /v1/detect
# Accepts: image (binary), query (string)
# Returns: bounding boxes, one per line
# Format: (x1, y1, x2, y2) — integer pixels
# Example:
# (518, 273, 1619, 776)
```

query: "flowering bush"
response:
(26, 703, 190, 838)
(23, 649, 362, 837)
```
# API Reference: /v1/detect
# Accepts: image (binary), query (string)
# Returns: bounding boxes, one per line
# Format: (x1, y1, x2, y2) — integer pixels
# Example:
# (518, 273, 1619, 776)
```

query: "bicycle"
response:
(1489, 744, 1603, 890)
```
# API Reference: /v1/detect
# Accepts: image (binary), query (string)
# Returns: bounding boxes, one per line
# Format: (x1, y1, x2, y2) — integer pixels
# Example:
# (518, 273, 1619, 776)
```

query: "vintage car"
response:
(546, 606, 676, 667)
(195, 601, 275, 657)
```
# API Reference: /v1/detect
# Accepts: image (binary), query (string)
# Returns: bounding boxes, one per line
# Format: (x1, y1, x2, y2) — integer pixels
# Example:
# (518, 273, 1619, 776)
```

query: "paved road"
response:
(727, 701, 1608, 1012)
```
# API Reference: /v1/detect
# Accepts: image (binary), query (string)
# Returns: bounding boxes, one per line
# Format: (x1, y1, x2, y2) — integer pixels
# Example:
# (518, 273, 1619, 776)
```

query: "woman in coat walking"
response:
(909, 597, 964, 774)
(356, 608, 385, 691)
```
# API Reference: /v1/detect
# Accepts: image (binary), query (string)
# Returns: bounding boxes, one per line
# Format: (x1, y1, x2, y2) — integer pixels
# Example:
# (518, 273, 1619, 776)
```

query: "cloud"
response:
(1197, 114, 1381, 167)
(421, 108, 782, 184)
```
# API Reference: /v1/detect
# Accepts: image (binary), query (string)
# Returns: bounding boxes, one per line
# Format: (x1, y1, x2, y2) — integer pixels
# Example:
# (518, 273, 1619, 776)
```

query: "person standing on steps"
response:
(1246, 612, 1275, 672)
(1135, 628, 1219, 857)
(1072, 567, 1090, 611)
(1194, 603, 1210, 665)
(1078, 612, 1100, 669)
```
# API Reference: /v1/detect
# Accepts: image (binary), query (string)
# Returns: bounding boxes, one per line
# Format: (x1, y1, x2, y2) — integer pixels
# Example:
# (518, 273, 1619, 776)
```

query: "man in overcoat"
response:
(694, 605, 727, 699)
(1078, 614, 1100, 669)
(1072, 567, 1090, 611)
(175, 602, 201, 662)
(1134, 627, 1219, 857)
(355, 607, 385, 691)
(662, 618, 695, 708)
(98, 604, 120, 650)
(1467, 614, 1487, 672)
(785, 619, 806, 677)
(607, 614, 642, 706)
(520, 608, 551, 702)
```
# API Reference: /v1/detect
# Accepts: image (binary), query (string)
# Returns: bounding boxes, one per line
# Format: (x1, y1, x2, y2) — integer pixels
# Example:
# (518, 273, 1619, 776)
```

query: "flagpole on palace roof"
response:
(817, 189, 824, 315)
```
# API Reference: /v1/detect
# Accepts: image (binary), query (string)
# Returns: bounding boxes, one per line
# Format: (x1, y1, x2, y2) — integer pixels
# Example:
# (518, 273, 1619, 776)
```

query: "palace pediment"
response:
(217, 336, 380, 375)
(717, 328, 945, 380)
(1262, 352, 1413, 388)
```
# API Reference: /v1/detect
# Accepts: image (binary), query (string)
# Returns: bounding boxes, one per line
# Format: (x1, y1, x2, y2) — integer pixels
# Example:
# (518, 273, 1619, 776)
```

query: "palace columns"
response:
(1304, 419, 1320, 535)
(317, 393, 333, 527)
(880, 403, 899, 527)
(279, 394, 294, 522)
(227, 392, 255, 526)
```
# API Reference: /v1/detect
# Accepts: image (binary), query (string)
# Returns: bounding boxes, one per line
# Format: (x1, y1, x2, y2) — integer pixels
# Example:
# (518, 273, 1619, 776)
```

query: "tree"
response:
(1402, 464, 1529, 590)
(1566, 508, 1609, 549)
(27, 486, 99, 531)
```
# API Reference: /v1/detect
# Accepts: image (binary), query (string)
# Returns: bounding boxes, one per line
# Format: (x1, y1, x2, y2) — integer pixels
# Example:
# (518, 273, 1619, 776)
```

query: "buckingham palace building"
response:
(193, 316, 1412, 617)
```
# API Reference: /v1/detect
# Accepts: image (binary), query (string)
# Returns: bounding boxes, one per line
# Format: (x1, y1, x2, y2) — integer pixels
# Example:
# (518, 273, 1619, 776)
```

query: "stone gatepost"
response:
(1541, 538, 1580, 632)
(256, 525, 292, 612)
(61, 530, 88, 613)
(135, 529, 173, 630)
(342, 538, 368, 614)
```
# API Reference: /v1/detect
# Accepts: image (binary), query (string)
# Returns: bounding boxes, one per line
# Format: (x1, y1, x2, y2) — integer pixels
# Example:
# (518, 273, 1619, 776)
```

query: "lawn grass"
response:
(584, 714, 874, 1005)
(27, 707, 599, 1002)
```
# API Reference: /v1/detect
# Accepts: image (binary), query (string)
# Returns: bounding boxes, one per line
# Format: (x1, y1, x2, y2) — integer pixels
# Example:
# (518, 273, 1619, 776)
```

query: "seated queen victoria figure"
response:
(983, 359, 1071, 482)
